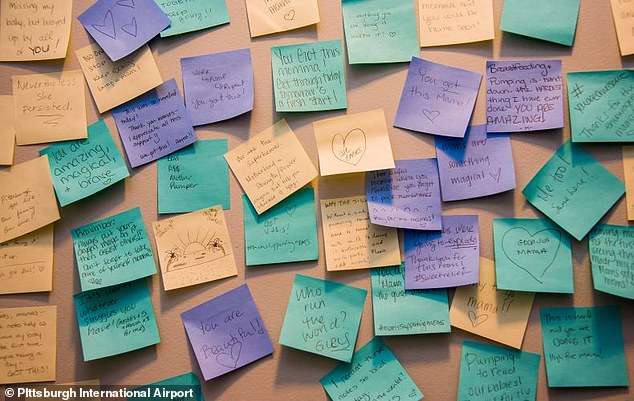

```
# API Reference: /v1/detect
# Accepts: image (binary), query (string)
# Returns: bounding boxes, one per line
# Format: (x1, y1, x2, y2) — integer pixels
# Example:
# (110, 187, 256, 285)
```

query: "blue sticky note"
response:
(128, 372, 203, 401)
(40, 119, 129, 207)
(589, 224, 634, 300)
(158, 0, 229, 37)
(500, 0, 580, 46)
(158, 139, 229, 214)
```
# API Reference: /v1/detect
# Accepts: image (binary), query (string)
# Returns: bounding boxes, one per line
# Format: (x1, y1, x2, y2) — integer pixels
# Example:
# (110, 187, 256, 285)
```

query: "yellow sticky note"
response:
(611, 0, 634, 56)
(313, 109, 395, 176)
(450, 257, 535, 349)
(225, 119, 318, 214)
(0, 156, 60, 244)
(0, 0, 72, 61)
(419, 0, 494, 47)
(0, 95, 15, 165)
(12, 70, 87, 145)
(624, 146, 634, 221)
(246, 0, 320, 37)
(320, 195, 401, 271)
(0, 305, 56, 384)
(76, 43, 163, 113)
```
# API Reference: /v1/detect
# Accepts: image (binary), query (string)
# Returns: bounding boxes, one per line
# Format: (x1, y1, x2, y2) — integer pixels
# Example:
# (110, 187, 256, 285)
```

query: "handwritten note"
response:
(181, 284, 274, 380)
(271, 40, 346, 112)
(279, 274, 366, 362)
(246, 0, 319, 37)
(523, 140, 625, 241)
(0, 96, 15, 165)
(419, 0, 494, 47)
(0, 305, 56, 384)
(152, 206, 237, 291)
(129, 372, 202, 401)
(394, 57, 481, 138)
(610, 0, 634, 55)
(589, 224, 634, 300)
(158, 0, 229, 37)
(500, 0, 580, 46)
(624, 146, 634, 220)
(225, 119, 317, 214)
(450, 257, 535, 349)
(72, 207, 156, 291)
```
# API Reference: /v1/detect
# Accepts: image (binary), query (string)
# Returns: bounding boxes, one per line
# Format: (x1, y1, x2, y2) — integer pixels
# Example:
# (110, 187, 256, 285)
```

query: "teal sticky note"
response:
(74, 279, 161, 361)
(589, 224, 634, 300)
(128, 372, 203, 401)
(567, 70, 634, 142)
(158, 0, 229, 37)
(39, 119, 129, 207)
(493, 218, 574, 293)
(458, 340, 540, 401)
(243, 187, 318, 266)
(157, 139, 229, 214)
(522, 140, 624, 241)
(279, 274, 366, 362)
(342, 0, 419, 64)
(371, 264, 450, 336)
(71, 207, 156, 291)
(540, 306, 628, 387)
(321, 337, 423, 401)
(500, 0, 580, 46)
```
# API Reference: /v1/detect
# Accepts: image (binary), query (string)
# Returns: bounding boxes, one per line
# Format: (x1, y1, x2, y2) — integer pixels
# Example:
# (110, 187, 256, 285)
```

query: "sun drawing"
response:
(164, 227, 227, 272)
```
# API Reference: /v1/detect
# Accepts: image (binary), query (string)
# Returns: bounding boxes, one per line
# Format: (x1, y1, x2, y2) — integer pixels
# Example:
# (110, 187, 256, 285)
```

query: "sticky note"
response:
(271, 40, 346, 112)
(157, 139, 229, 214)
(522, 140, 625, 241)
(500, 0, 580, 46)
(589, 224, 634, 300)
(419, 0, 494, 47)
(394, 57, 481, 138)
(181, 284, 274, 381)
(129, 372, 202, 401)
(321, 337, 423, 401)
(152, 206, 237, 291)
(624, 146, 634, 220)
(225, 119, 317, 214)
(371, 264, 450, 336)
(243, 187, 318, 266)
(0, 96, 15, 165)
(78, 0, 170, 62)
(12, 70, 87, 145)
(181, 49, 254, 126)
(246, 0, 319, 37)
(158, 0, 229, 37)
(610, 0, 634, 56)
(486, 60, 564, 132)
(321, 196, 401, 271)
(0, 305, 56, 384)
(541, 306, 628, 387)
(40, 119, 129, 207)
(457, 340, 540, 401)
(450, 258, 535, 349)
(76, 43, 163, 113)
(404, 215, 479, 289)
(72, 207, 156, 291)
(74, 279, 160, 361)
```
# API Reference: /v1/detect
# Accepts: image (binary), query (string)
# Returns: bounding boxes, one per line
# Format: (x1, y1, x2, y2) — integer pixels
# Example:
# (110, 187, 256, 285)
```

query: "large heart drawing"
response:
(216, 341, 243, 369)
(92, 10, 116, 40)
(422, 108, 441, 122)
(468, 310, 488, 327)
(331, 128, 366, 166)
(121, 17, 138, 37)
(501, 227, 562, 283)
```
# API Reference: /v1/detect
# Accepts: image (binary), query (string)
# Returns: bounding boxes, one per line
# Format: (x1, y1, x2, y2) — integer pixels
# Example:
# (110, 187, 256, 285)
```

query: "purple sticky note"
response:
(404, 215, 479, 289)
(78, 0, 170, 62)
(435, 125, 516, 201)
(112, 79, 196, 167)
(181, 49, 254, 126)
(394, 57, 481, 138)
(366, 158, 442, 230)
(181, 284, 274, 381)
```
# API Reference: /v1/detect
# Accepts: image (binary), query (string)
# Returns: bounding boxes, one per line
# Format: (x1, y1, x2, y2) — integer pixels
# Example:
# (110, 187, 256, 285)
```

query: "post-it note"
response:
(419, 0, 494, 47)
(129, 372, 203, 401)
(589, 224, 634, 300)
(500, 0, 580, 46)
(610, 0, 634, 56)
(246, 0, 319, 37)
(624, 146, 634, 221)
(158, 0, 229, 37)
(0, 96, 15, 165)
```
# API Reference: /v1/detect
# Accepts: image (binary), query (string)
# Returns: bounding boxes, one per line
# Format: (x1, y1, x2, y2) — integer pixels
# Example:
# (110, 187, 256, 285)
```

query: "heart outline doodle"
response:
(92, 10, 116, 39)
(216, 341, 243, 369)
(116, 0, 136, 8)
(468, 310, 488, 327)
(489, 167, 502, 183)
(283, 9, 295, 21)
(121, 17, 138, 37)
(422, 108, 441, 122)
(501, 227, 562, 284)
(331, 128, 367, 166)
(285, 205, 297, 217)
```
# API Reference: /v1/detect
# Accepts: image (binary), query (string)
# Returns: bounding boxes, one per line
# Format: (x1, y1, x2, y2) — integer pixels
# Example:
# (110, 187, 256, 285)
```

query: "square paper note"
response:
(419, 0, 494, 47)
(500, 0, 580, 46)
(158, 0, 229, 37)
(246, 0, 319, 37)
(589, 224, 634, 300)
(611, 0, 634, 56)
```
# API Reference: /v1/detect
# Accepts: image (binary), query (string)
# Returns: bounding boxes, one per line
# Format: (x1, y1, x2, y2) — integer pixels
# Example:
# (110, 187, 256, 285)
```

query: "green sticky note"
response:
(567, 70, 634, 142)
(158, 139, 229, 214)
(128, 372, 203, 401)
(279, 274, 366, 362)
(271, 40, 347, 112)
(371, 264, 450, 336)
(458, 340, 540, 401)
(540, 306, 628, 387)
(493, 218, 573, 293)
(342, 0, 419, 64)
(158, 0, 229, 37)
(243, 187, 318, 266)
(589, 224, 634, 300)
(39, 119, 129, 207)
(321, 337, 423, 401)
(522, 140, 624, 241)
(500, 0, 580, 46)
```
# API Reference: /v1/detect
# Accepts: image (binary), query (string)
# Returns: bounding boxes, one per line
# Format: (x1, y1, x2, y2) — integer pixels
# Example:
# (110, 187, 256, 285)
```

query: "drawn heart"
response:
(331, 128, 367, 166)
(501, 227, 561, 283)
(468, 310, 488, 327)
(121, 17, 138, 37)
(284, 9, 296, 20)
(92, 10, 116, 40)
(285, 205, 297, 217)
(116, 0, 135, 8)
(216, 341, 242, 369)
(422, 108, 441, 122)
(489, 167, 502, 183)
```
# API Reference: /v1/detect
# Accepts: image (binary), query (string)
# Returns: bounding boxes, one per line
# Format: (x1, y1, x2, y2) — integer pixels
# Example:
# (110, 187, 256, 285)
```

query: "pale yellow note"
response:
(0, 96, 15, 165)
(419, 0, 494, 47)
(0, 305, 56, 384)
(0, 0, 72, 61)
(313, 109, 395, 176)
(246, 0, 320, 37)
(152, 206, 237, 291)
(450, 257, 535, 349)
(611, 0, 634, 56)
(0, 156, 60, 244)
(320, 195, 401, 271)
(623, 146, 634, 220)
(225, 119, 318, 214)
(76, 43, 163, 113)
(12, 70, 87, 145)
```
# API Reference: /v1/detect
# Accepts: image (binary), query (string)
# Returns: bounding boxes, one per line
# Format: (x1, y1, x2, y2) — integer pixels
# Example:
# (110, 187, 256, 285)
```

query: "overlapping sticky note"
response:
(589, 224, 634, 300)
(158, 0, 229, 37)
(246, 0, 319, 37)
(181, 284, 274, 380)
(500, 0, 580, 46)
(624, 146, 634, 221)
(129, 372, 203, 401)
(0, 95, 15, 165)
(419, 0, 494, 47)
(610, 0, 634, 56)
